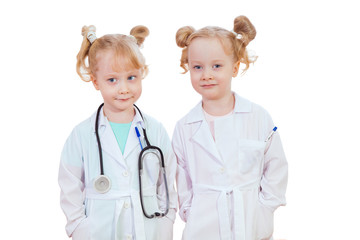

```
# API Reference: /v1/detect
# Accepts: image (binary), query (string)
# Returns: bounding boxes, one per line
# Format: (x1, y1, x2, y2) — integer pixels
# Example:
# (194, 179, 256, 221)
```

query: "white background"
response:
(1, 0, 359, 239)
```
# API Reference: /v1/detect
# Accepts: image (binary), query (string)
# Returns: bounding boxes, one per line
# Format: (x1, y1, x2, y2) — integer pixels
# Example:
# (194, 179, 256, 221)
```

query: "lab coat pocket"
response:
(183, 194, 220, 239)
(72, 198, 92, 239)
(238, 140, 265, 176)
(72, 217, 91, 240)
(84, 198, 92, 217)
(255, 202, 274, 240)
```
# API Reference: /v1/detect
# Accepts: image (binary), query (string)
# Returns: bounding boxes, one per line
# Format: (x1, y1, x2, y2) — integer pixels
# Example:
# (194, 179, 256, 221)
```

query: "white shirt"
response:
(203, 109, 234, 140)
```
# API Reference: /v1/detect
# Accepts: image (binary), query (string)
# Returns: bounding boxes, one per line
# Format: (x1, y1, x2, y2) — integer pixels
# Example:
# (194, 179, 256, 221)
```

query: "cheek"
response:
(190, 71, 200, 82)
(133, 81, 142, 97)
(190, 76, 198, 89)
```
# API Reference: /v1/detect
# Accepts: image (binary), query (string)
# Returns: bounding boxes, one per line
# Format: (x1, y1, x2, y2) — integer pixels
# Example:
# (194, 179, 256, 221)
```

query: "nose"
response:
(118, 81, 129, 94)
(201, 69, 213, 81)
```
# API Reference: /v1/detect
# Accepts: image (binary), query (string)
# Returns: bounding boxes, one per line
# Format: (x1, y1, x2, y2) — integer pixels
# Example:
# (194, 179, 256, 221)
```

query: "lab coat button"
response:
(219, 167, 225, 173)
(123, 171, 129, 177)
(123, 202, 130, 209)
(126, 234, 133, 240)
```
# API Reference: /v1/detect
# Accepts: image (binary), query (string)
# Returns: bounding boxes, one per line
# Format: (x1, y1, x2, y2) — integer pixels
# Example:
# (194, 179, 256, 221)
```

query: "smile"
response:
(115, 97, 132, 101)
(201, 84, 217, 88)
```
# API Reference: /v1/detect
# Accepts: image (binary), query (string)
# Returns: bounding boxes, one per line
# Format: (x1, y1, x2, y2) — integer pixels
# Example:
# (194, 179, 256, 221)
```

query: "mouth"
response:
(115, 96, 133, 101)
(201, 84, 217, 88)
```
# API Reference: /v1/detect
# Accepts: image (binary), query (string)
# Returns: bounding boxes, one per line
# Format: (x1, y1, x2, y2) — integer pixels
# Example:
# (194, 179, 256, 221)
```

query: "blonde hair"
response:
(176, 15, 257, 74)
(76, 25, 149, 82)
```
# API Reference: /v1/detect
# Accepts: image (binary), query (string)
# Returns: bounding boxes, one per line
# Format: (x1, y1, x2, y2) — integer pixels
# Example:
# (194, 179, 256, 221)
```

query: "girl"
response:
(172, 16, 288, 240)
(58, 25, 177, 240)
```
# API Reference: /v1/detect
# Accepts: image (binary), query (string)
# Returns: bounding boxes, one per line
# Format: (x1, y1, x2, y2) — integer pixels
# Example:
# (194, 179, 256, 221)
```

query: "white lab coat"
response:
(172, 93, 288, 240)
(59, 107, 177, 240)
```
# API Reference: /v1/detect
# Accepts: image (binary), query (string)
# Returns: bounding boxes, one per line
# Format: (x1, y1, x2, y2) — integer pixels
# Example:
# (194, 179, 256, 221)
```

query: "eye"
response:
(107, 78, 117, 83)
(128, 75, 136, 81)
(193, 65, 202, 70)
(213, 64, 221, 69)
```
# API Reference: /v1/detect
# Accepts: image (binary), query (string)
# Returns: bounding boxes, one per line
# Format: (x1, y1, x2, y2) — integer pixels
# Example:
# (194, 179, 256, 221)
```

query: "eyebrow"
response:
(189, 59, 225, 64)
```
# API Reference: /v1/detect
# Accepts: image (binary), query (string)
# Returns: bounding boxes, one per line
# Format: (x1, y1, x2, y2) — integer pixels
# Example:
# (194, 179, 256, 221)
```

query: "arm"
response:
(260, 127, 288, 211)
(172, 123, 193, 222)
(58, 128, 88, 237)
(256, 119, 288, 239)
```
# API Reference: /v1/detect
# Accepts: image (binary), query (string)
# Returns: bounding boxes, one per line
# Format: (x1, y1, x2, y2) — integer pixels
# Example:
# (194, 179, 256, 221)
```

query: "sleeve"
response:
(256, 114, 288, 239)
(172, 123, 193, 222)
(155, 123, 178, 237)
(260, 121, 288, 211)
(58, 128, 88, 237)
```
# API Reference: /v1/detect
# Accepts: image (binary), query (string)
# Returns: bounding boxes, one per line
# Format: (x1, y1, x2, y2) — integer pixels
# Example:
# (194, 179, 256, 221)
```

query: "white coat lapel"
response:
(187, 102, 223, 164)
(123, 107, 144, 159)
(100, 123, 125, 164)
(122, 124, 140, 159)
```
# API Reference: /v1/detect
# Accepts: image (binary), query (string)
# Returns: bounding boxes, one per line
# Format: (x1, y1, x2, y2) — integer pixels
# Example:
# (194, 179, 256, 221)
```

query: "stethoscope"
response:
(93, 103, 169, 218)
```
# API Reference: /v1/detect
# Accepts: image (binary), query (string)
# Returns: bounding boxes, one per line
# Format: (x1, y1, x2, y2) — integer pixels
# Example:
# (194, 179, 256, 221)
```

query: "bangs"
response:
(190, 27, 234, 56)
(112, 43, 145, 72)
(88, 34, 148, 77)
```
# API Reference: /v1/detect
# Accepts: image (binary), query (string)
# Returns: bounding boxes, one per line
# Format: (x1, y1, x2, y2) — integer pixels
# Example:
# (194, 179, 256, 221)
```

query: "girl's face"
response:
(91, 50, 143, 122)
(187, 37, 240, 103)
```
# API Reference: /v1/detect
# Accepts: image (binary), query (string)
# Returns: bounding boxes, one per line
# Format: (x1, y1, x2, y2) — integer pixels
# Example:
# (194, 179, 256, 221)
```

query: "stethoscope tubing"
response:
(95, 103, 169, 218)
(95, 103, 105, 176)
(138, 148, 169, 218)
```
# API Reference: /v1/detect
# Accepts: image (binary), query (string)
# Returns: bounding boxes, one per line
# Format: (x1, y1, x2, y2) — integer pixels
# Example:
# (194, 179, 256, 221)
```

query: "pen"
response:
(135, 126, 144, 150)
(265, 126, 277, 142)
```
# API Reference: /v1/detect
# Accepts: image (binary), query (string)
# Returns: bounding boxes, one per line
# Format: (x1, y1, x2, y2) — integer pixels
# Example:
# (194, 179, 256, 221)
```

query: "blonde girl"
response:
(172, 16, 288, 240)
(59, 25, 177, 240)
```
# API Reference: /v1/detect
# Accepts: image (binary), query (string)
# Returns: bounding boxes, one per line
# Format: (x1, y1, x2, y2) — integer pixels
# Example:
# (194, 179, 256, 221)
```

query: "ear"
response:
(232, 61, 241, 77)
(91, 74, 100, 90)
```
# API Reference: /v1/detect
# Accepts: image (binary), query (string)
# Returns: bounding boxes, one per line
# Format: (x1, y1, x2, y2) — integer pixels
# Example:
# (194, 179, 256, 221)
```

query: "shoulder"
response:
(176, 101, 203, 127)
(234, 94, 275, 135)
(61, 113, 94, 156)
(142, 112, 172, 146)
(234, 93, 272, 119)
(142, 112, 164, 130)
(142, 112, 169, 138)
(67, 112, 95, 140)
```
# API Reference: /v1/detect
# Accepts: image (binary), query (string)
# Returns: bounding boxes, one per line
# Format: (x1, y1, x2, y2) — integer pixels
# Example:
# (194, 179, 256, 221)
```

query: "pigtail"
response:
(130, 25, 149, 47)
(233, 16, 257, 73)
(176, 26, 195, 73)
(233, 16, 256, 47)
(76, 25, 96, 82)
(176, 26, 195, 48)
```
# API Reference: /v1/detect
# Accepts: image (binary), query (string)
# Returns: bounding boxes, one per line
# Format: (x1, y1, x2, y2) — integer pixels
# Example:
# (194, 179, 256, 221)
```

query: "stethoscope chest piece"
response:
(94, 175, 111, 194)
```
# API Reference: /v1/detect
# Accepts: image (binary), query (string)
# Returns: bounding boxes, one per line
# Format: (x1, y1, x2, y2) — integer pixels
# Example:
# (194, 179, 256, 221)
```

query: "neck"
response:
(103, 105, 135, 123)
(202, 93, 235, 116)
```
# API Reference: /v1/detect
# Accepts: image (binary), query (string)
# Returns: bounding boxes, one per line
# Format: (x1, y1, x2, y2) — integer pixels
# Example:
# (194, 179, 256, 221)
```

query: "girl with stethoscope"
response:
(58, 25, 177, 240)
(172, 16, 288, 240)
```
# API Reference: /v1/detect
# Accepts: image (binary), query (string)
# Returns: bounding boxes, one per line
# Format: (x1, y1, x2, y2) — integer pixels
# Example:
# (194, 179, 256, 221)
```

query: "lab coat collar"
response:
(185, 92, 252, 124)
(90, 104, 145, 166)
(184, 93, 252, 164)
(90, 105, 145, 130)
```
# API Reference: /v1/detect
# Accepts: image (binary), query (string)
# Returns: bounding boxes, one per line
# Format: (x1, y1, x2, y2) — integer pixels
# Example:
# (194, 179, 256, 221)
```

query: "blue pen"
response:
(265, 126, 277, 142)
(135, 126, 144, 150)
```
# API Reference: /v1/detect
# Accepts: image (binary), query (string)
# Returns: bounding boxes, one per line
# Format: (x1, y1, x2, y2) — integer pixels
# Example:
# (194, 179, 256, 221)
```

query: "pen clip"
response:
(265, 126, 277, 142)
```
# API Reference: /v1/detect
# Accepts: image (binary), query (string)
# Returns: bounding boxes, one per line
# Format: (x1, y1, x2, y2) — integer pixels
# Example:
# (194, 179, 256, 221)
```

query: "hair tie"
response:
(87, 31, 97, 44)
(128, 35, 143, 48)
(232, 31, 243, 40)
(128, 35, 137, 43)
